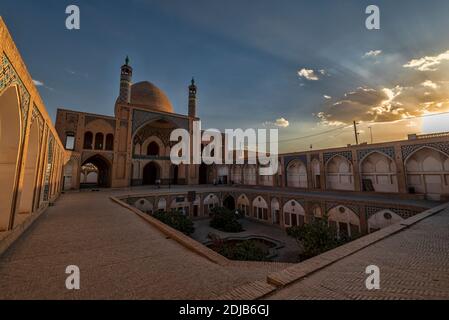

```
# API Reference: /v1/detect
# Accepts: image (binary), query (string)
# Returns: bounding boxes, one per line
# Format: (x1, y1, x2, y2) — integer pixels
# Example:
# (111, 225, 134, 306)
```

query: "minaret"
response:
(188, 78, 197, 118)
(118, 56, 132, 103)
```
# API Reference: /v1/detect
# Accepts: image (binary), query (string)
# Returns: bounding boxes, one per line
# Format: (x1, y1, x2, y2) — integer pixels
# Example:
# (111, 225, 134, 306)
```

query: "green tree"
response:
(286, 216, 344, 260)
(153, 209, 195, 235)
(209, 207, 243, 233)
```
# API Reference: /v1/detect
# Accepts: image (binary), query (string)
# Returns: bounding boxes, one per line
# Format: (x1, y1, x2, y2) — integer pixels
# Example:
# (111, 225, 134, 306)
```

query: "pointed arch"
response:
(17, 118, 41, 215)
(327, 205, 360, 238)
(326, 155, 354, 191)
(286, 159, 308, 188)
(252, 196, 268, 221)
(368, 210, 403, 233)
(81, 154, 112, 188)
(405, 146, 449, 200)
(142, 161, 161, 185)
(237, 193, 250, 216)
(223, 194, 236, 211)
(142, 135, 165, 157)
(283, 200, 305, 227)
(204, 193, 220, 216)
(83, 131, 93, 149)
(0, 86, 22, 231)
(94, 132, 104, 150)
(360, 151, 398, 193)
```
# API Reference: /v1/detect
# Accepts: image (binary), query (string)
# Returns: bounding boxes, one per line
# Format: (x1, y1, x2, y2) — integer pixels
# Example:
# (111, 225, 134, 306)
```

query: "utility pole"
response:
(369, 126, 373, 144)
(353, 121, 359, 145)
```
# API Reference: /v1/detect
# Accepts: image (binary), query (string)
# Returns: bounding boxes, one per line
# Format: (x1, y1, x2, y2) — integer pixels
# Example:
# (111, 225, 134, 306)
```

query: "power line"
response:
(243, 110, 449, 149)
(278, 126, 347, 143)
(279, 110, 449, 143)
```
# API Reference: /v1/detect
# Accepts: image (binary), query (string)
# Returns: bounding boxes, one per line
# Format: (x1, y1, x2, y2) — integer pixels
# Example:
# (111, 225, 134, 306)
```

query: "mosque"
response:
(55, 57, 211, 190)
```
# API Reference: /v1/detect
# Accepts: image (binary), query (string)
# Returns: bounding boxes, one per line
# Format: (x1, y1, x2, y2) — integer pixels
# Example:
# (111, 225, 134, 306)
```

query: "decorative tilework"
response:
(132, 109, 189, 134)
(1, 53, 31, 137)
(366, 206, 420, 220)
(357, 147, 395, 162)
(401, 142, 449, 160)
(43, 133, 54, 202)
(133, 155, 171, 161)
(31, 104, 44, 131)
(324, 151, 352, 164)
(133, 126, 174, 147)
(284, 155, 307, 167)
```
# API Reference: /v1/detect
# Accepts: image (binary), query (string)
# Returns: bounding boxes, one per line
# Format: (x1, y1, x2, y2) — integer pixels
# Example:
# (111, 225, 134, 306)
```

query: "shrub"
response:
(210, 236, 268, 261)
(153, 210, 195, 235)
(286, 217, 346, 260)
(209, 207, 243, 233)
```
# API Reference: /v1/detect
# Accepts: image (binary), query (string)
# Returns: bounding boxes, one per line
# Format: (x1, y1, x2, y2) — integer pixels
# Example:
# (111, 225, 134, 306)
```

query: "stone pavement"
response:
(1, 187, 447, 300)
(265, 205, 449, 300)
(0, 191, 289, 300)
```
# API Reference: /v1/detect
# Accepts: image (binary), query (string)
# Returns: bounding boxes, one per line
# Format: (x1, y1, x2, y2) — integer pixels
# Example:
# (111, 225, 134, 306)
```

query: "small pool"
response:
(204, 235, 284, 261)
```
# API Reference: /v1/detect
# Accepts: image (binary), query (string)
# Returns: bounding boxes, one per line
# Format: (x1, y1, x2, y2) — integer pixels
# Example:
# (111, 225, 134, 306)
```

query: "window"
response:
(148, 142, 160, 156)
(291, 214, 298, 226)
(95, 133, 104, 150)
(65, 132, 75, 150)
(193, 205, 199, 217)
(83, 132, 93, 150)
(239, 204, 249, 216)
(284, 212, 291, 226)
(105, 134, 114, 151)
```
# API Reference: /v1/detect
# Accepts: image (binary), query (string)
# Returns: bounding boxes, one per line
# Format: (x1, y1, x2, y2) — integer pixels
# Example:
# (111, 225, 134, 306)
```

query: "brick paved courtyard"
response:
(0, 187, 447, 300)
(0, 190, 289, 299)
(266, 205, 449, 300)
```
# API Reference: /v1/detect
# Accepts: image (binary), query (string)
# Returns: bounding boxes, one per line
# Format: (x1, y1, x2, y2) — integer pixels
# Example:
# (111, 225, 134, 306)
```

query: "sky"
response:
(1, 0, 449, 153)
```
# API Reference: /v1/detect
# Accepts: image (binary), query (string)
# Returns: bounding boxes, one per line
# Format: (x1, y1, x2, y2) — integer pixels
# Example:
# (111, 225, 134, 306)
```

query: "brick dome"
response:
(129, 81, 173, 113)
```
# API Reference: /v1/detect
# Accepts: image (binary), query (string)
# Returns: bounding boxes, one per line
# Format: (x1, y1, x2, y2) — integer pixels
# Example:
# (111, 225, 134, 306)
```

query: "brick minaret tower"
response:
(188, 78, 197, 118)
(118, 56, 132, 103)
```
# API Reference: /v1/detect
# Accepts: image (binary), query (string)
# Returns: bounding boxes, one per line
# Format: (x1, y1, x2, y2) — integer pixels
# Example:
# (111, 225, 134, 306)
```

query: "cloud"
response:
(32, 79, 54, 91)
(323, 95, 332, 99)
(65, 68, 89, 78)
(275, 117, 290, 127)
(264, 117, 290, 128)
(317, 82, 449, 125)
(421, 80, 439, 89)
(298, 68, 320, 81)
(363, 50, 382, 58)
(33, 79, 44, 86)
(403, 49, 449, 71)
